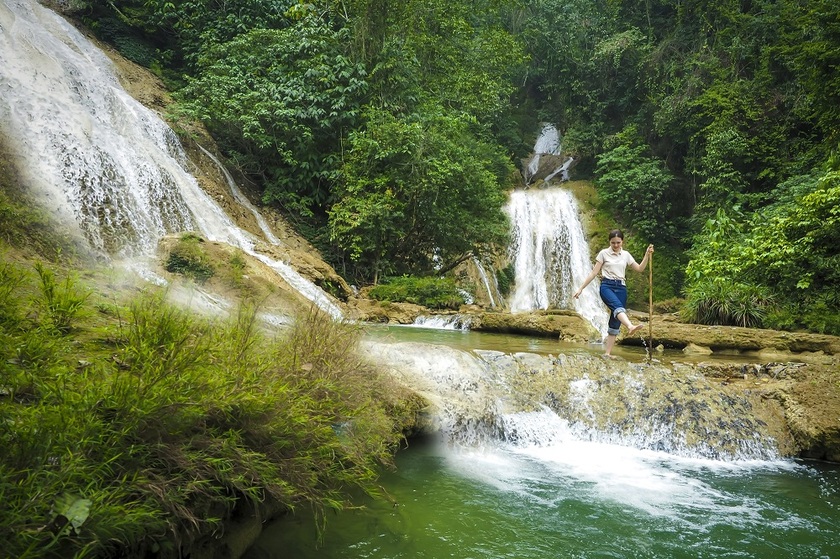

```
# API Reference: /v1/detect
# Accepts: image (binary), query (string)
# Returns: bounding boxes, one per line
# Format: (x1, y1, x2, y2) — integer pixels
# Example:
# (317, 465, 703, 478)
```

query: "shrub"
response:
(681, 279, 772, 328)
(0, 260, 409, 558)
(165, 233, 215, 283)
(367, 276, 467, 310)
(495, 264, 515, 297)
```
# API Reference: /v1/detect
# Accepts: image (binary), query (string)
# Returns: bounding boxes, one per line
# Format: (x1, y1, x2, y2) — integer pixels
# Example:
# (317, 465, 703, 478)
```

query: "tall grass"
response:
(0, 257, 413, 558)
(681, 279, 773, 328)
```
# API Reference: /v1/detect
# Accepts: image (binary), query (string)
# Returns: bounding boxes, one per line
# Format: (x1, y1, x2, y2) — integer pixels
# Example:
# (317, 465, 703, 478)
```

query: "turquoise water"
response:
(246, 326, 839, 558)
(247, 441, 840, 558)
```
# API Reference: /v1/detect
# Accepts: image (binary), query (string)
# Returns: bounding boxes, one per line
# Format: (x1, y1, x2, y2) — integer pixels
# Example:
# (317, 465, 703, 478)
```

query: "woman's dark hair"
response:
(608, 229, 624, 240)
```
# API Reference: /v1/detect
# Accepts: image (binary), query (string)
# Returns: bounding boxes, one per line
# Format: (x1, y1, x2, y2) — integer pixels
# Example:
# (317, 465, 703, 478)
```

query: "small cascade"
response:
(197, 146, 343, 318)
(196, 145, 281, 245)
(0, 0, 341, 318)
(472, 256, 499, 308)
(523, 123, 574, 185)
(412, 315, 472, 331)
(367, 341, 781, 461)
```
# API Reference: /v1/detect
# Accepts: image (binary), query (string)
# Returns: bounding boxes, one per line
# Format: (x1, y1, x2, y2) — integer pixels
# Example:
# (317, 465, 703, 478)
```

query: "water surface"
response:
(247, 440, 839, 558)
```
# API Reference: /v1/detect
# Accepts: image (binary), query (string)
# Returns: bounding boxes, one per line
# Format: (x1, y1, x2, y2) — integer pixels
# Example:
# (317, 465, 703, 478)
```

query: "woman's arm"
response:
(573, 260, 603, 299)
(630, 244, 654, 272)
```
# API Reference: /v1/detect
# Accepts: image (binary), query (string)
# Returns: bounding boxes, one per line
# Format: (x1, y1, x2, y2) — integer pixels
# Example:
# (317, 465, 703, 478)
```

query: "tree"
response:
(329, 108, 512, 283)
(178, 14, 367, 217)
(595, 127, 677, 239)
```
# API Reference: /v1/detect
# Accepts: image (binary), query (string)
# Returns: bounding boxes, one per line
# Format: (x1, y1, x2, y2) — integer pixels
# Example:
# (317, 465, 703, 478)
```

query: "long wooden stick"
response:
(648, 251, 653, 361)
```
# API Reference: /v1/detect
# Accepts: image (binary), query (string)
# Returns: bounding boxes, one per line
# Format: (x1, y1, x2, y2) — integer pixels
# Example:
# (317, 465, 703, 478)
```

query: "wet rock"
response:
(684, 343, 713, 355)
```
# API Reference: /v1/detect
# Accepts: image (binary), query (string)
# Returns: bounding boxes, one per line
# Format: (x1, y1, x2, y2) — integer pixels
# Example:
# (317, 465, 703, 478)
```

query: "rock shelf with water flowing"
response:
(365, 341, 781, 461)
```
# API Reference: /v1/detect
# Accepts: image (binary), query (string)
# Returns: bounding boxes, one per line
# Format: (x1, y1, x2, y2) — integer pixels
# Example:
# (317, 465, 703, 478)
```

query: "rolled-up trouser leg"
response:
(599, 281, 628, 336)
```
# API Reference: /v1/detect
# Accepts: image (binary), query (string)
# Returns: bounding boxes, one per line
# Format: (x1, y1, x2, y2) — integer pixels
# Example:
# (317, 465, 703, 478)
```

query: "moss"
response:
(0, 152, 77, 263)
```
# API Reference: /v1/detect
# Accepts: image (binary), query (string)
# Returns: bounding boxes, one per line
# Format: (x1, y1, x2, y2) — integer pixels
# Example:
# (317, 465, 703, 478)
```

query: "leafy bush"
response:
(165, 233, 215, 283)
(681, 279, 772, 328)
(594, 126, 679, 240)
(368, 276, 467, 310)
(0, 260, 410, 558)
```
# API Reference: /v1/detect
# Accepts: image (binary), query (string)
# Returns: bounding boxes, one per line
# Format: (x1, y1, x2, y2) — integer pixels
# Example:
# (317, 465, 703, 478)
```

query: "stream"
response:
(245, 327, 840, 558)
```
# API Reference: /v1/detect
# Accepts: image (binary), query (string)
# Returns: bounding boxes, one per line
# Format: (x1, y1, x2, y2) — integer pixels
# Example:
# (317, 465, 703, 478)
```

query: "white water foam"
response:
(411, 315, 472, 330)
(445, 406, 803, 527)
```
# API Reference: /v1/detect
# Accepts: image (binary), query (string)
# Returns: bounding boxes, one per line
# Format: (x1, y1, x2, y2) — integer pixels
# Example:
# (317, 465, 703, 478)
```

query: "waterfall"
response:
(197, 145, 281, 246)
(0, 0, 342, 318)
(472, 256, 498, 308)
(411, 315, 472, 330)
(506, 125, 606, 337)
(365, 341, 781, 461)
(196, 146, 343, 318)
(505, 188, 607, 336)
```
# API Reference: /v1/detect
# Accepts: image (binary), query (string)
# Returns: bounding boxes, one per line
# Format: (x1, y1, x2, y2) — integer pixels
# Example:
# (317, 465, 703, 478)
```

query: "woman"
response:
(573, 229, 654, 358)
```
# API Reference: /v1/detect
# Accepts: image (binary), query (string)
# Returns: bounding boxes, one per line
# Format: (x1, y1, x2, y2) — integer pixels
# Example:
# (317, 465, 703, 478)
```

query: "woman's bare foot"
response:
(628, 323, 645, 336)
(602, 353, 618, 360)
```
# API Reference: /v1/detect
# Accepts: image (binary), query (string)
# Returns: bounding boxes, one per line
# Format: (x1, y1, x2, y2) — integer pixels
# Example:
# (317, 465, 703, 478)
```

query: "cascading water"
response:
(254, 338, 839, 558)
(0, 0, 341, 318)
(367, 342, 780, 461)
(506, 188, 607, 337)
(472, 256, 499, 308)
(506, 125, 607, 337)
(196, 146, 343, 318)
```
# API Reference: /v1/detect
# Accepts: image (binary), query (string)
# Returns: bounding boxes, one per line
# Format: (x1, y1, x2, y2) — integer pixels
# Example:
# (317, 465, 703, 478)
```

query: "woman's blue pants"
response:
(599, 279, 627, 336)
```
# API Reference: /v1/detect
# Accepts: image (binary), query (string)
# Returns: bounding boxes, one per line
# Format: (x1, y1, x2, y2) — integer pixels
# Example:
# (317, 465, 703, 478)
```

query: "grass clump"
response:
(681, 279, 773, 328)
(368, 275, 468, 310)
(0, 256, 410, 558)
(164, 233, 215, 283)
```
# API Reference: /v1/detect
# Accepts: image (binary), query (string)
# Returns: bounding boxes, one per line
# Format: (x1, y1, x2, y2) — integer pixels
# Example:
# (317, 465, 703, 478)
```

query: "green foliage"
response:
(697, 127, 751, 210)
(681, 278, 772, 328)
(379, 0, 527, 127)
(33, 263, 90, 334)
(684, 206, 745, 284)
(87, 0, 295, 72)
(177, 17, 367, 217)
(0, 260, 407, 557)
(621, 237, 684, 304)
(594, 126, 678, 239)
(329, 108, 512, 282)
(367, 276, 467, 310)
(684, 164, 840, 334)
(776, 0, 840, 144)
(496, 264, 515, 297)
(164, 233, 215, 283)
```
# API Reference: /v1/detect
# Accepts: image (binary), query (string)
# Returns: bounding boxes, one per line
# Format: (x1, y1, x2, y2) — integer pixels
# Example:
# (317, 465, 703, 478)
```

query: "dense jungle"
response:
(2, 1, 839, 558)
(68, 0, 840, 335)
